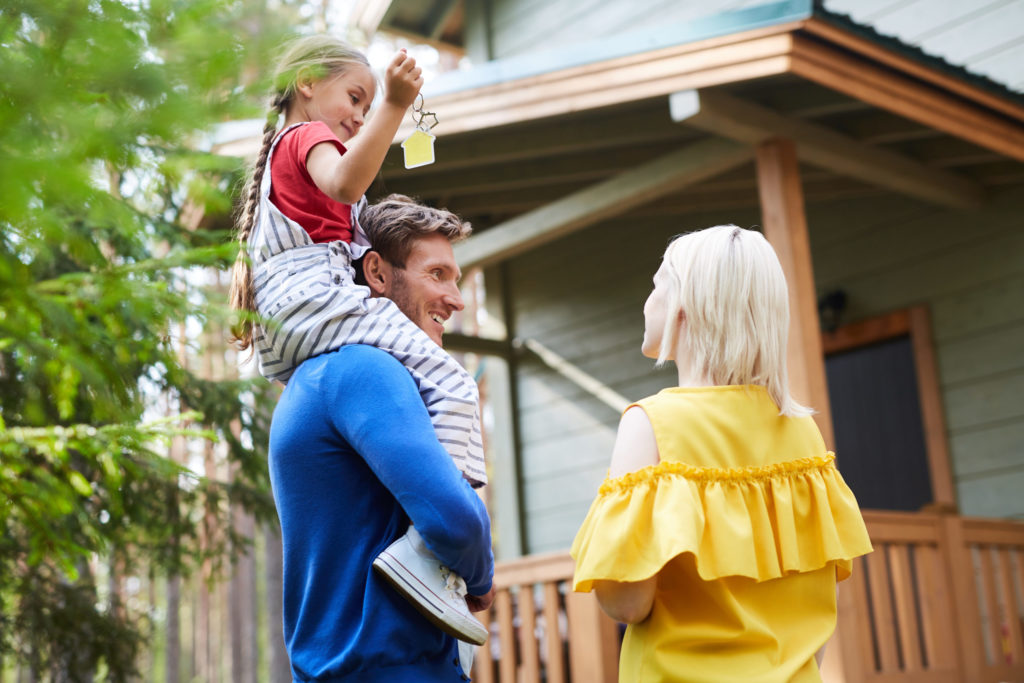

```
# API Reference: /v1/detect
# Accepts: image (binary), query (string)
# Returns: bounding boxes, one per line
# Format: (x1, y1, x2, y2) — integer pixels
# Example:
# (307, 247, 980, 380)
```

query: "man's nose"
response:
(445, 284, 465, 312)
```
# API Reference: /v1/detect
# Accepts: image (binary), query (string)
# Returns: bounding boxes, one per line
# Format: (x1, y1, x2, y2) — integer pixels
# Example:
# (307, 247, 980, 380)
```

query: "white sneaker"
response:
(373, 526, 488, 645)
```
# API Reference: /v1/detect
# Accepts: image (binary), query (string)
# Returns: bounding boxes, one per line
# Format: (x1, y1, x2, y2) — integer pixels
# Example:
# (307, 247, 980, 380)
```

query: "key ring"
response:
(411, 93, 439, 132)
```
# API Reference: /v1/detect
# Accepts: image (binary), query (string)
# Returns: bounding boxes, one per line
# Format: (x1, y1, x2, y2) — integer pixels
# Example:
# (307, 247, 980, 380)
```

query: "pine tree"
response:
(0, 0, 294, 678)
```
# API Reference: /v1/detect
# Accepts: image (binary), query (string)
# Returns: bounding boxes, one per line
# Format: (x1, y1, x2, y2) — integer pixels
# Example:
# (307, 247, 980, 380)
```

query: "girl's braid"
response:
(228, 95, 287, 351)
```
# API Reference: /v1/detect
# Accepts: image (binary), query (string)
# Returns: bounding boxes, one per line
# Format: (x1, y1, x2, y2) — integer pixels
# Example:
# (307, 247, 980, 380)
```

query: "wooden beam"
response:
(380, 106, 698, 179)
(441, 332, 512, 357)
(755, 138, 834, 447)
(423, 0, 460, 42)
(747, 81, 871, 119)
(830, 110, 940, 145)
(802, 17, 1024, 124)
(671, 89, 986, 208)
(790, 33, 1024, 163)
(908, 306, 956, 509)
(381, 140, 682, 198)
(454, 138, 752, 270)
(438, 166, 893, 220)
(521, 338, 631, 413)
(395, 29, 800, 139)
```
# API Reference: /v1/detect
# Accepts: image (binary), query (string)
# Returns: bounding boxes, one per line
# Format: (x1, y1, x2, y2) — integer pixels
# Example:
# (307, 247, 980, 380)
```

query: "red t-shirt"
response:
(269, 121, 353, 244)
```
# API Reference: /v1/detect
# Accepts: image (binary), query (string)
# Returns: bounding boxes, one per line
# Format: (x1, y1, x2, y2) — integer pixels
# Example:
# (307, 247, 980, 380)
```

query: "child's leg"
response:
(373, 526, 488, 645)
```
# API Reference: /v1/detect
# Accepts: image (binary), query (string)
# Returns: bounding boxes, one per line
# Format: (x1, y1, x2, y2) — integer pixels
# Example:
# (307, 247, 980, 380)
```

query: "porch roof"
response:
(412, 0, 1024, 109)
(363, 12, 1024, 269)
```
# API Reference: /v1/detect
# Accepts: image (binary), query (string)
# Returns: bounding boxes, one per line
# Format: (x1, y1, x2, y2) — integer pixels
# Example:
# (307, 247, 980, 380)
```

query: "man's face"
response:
(382, 232, 465, 346)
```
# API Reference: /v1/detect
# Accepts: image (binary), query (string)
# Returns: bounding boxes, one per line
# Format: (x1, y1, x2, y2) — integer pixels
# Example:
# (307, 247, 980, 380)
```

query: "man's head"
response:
(359, 195, 473, 346)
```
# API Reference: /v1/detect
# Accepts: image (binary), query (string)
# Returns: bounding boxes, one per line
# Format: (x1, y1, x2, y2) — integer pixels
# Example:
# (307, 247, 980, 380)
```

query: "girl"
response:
(571, 226, 873, 682)
(228, 35, 486, 645)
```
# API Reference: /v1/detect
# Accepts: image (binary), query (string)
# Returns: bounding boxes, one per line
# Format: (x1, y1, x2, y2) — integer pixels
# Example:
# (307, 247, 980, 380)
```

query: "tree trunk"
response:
(230, 508, 257, 683)
(264, 522, 291, 683)
(166, 574, 180, 683)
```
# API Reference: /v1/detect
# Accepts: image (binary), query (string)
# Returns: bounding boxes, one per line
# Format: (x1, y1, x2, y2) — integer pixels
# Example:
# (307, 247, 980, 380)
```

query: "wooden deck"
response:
(470, 511, 1024, 683)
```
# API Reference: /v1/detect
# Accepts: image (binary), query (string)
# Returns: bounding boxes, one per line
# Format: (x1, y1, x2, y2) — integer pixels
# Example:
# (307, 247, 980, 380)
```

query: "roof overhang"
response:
(389, 8, 1024, 162)
(210, 1, 1024, 272)
(351, 0, 464, 53)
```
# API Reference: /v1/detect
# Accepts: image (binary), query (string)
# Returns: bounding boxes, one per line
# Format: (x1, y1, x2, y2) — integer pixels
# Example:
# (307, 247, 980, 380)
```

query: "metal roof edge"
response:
(809, 1, 1024, 109)
(423, 0, 813, 97)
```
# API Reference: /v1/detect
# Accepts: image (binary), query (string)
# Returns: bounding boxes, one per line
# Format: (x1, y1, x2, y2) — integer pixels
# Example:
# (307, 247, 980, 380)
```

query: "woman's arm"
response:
(592, 406, 660, 623)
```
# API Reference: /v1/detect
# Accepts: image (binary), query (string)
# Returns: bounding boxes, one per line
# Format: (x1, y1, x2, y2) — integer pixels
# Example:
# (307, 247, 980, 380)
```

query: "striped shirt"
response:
(247, 123, 486, 486)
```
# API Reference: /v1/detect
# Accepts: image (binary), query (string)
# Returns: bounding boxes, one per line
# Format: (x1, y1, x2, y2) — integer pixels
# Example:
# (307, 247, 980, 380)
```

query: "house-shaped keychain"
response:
(402, 128, 436, 169)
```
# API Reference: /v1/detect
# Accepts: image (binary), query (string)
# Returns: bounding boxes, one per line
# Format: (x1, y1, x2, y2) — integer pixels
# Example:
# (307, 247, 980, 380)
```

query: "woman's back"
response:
(574, 386, 870, 682)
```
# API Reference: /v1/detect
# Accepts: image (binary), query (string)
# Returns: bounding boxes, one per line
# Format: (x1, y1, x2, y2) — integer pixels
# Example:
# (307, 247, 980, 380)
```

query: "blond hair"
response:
(228, 35, 371, 351)
(657, 225, 810, 417)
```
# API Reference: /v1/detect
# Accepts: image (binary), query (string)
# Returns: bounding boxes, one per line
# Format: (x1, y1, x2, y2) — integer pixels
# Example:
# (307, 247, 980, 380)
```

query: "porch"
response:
(470, 511, 1024, 683)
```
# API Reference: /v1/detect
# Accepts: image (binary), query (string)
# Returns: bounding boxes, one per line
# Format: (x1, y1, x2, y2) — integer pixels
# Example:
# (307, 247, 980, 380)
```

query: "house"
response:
(209, 0, 1024, 679)
(338, 0, 1024, 681)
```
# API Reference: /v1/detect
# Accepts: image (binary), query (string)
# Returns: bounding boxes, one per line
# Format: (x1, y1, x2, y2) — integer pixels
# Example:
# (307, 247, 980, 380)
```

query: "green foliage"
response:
(0, 0, 293, 678)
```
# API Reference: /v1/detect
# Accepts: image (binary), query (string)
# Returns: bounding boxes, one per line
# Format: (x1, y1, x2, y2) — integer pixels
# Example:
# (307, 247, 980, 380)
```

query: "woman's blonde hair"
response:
(228, 35, 371, 351)
(657, 225, 810, 417)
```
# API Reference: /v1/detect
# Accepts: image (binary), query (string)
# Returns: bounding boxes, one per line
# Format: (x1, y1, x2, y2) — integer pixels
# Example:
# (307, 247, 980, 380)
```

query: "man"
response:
(268, 195, 495, 682)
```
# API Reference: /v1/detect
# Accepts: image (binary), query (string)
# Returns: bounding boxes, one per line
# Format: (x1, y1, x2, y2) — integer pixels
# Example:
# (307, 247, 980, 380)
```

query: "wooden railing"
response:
(471, 512, 1024, 683)
(471, 551, 619, 683)
(835, 512, 1024, 683)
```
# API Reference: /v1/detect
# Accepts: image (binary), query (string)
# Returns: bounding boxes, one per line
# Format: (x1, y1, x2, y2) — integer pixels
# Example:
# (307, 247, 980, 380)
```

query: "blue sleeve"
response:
(324, 346, 494, 595)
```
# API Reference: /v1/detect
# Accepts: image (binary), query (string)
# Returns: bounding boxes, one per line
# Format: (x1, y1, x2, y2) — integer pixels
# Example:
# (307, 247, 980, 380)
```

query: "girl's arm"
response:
(593, 406, 660, 624)
(308, 50, 423, 204)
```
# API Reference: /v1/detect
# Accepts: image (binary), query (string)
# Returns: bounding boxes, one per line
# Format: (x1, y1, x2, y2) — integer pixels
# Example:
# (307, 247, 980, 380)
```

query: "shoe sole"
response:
(373, 552, 488, 645)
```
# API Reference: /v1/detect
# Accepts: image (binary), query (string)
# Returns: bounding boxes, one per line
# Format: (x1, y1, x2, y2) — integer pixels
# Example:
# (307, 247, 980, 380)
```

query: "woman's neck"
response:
(675, 362, 712, 388)
(672, 338, 712, 388)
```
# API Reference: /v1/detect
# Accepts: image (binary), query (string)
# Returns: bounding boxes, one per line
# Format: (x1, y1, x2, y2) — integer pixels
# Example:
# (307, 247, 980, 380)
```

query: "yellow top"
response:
(571, 385, 873, 683)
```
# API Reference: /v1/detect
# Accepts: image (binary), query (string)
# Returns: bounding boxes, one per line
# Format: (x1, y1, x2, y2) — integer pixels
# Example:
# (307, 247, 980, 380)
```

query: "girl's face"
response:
(642, 263, 673, 360)
(299, 65, 376, 143)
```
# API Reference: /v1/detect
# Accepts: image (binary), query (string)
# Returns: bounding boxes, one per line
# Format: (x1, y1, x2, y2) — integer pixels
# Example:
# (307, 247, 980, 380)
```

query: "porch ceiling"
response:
(369, 73, 1024, 249)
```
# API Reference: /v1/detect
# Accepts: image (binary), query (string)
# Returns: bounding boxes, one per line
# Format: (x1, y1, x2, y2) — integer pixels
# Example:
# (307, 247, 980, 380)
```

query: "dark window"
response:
(825, 335, 933, 511)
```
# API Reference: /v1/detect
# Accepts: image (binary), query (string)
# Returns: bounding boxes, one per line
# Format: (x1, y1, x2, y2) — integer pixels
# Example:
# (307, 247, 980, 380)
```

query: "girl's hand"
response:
(384, 49, 423, 109)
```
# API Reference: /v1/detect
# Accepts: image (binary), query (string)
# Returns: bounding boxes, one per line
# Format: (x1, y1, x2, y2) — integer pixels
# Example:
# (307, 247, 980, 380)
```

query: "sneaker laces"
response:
(439, 565, 468, 602)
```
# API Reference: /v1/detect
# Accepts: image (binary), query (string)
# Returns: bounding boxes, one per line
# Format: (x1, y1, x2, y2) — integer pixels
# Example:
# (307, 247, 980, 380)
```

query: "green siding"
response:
(450, 0, 811, 93)
(504, 207, 758, 553)
(807, 188, 1024, 521)
(470, 0, 798, 63)
(456, 0, 1024, 96)
(501, 188, 1024, 554)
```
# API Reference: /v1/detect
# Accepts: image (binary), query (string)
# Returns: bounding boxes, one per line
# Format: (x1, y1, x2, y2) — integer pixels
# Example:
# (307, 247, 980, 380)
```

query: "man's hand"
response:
(466, 586, 496, 613)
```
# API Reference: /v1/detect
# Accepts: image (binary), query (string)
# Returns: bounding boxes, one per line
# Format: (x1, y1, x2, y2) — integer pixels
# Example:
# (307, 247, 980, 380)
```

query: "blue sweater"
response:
(269, 345, 494, 682)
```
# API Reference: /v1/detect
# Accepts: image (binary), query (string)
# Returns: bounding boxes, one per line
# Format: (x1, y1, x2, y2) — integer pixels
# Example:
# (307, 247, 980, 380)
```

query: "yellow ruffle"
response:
(571, 453, 872, 591)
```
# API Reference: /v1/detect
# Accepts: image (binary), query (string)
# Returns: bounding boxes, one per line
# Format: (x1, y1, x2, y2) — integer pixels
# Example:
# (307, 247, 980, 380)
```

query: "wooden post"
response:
(565, 591, 619, 683)
(755, 137, 834, 448)
(940, 514, 986, 681)
(908, 306, 957, 510)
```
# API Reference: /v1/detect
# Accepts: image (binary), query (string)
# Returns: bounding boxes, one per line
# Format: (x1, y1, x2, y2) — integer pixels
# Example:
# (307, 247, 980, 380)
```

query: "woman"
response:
(571, 225, 872, 682)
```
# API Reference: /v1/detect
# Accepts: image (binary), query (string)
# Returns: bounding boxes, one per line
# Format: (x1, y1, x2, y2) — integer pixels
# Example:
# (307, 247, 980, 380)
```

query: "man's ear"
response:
(362, 251, 389, 296)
